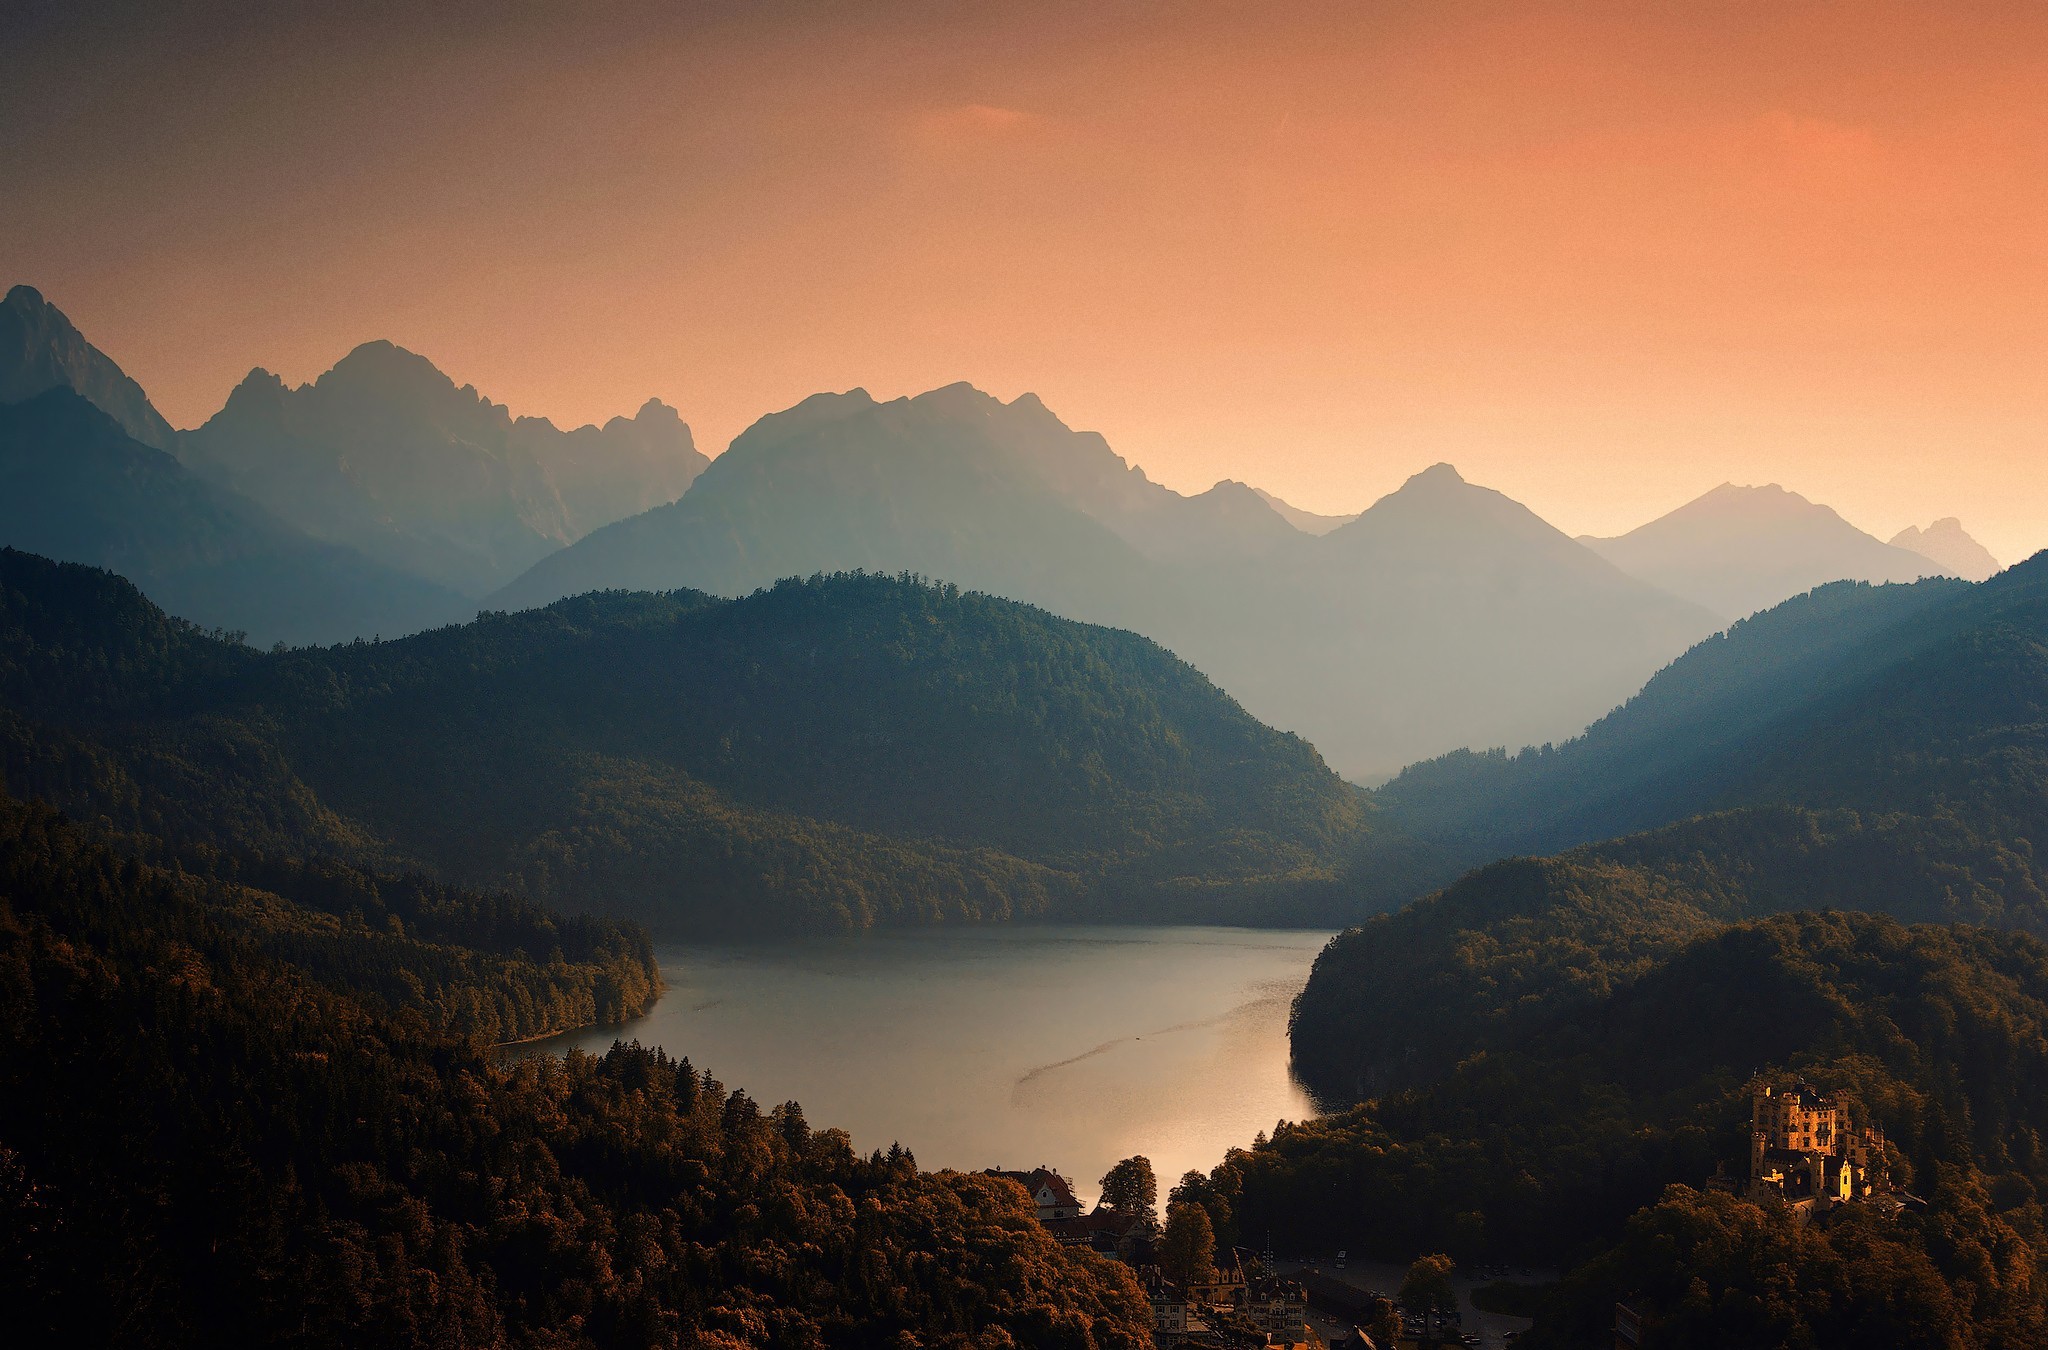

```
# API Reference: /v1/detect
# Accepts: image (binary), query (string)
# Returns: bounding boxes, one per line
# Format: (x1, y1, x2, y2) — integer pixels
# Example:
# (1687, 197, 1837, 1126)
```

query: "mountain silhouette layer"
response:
(184, 340, 708, 595)
(493, 388, 1719, 777)
(1892, 516, 2000, 581)
(1582, 481, 1948, 620)
(1252, 485, 1358, 534)
(0, 284, 177, 450)
(1292, 549, 2048, 1107)
(0, 390, 465, 644)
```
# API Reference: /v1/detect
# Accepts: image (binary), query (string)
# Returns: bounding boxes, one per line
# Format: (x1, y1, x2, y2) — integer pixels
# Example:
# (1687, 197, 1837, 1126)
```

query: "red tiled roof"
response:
(985, 1166, 1080, 1209)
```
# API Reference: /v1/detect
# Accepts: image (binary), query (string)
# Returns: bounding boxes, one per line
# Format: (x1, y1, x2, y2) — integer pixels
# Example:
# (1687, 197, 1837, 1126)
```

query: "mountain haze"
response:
(0, 284, 177, 450)
(1893, 516, 2000, 581)
(1353, 550, 2046, 923)
(1583, 481, 1948, 620)
(1252, 486, 1359, 534)
(184, 341, 708, 594)
(495, 388, 1718, 776)
(0, 391, 464, 645)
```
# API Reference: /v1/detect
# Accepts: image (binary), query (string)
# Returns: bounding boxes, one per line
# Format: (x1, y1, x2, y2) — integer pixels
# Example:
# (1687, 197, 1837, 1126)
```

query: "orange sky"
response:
(7, 0, 2048, 560)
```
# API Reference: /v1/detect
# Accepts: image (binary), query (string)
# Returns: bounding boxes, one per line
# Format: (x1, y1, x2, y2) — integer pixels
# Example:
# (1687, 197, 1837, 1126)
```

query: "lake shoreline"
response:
(510, 924, 1334, 1202)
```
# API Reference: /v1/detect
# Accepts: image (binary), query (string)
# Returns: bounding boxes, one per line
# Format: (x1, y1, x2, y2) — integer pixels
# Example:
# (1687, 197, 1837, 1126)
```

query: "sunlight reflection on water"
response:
(522, 924, 1334, 1202)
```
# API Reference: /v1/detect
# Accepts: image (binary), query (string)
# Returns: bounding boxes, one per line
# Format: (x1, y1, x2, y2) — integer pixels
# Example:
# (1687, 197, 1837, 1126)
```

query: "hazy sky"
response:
(8, 0, 2047, 560)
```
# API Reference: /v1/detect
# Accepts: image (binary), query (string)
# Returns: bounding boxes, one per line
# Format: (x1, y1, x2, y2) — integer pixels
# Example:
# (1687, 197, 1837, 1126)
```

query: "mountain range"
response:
(0, 284, 707, 642)
(0, 281, 2009, 777)
(1581, 481, 1961, 620)
(0, 389, 466, 645)
(1302, 545, 2048, 1098)
(490, 385, 1723, 776)
(184, 339, 707, 594)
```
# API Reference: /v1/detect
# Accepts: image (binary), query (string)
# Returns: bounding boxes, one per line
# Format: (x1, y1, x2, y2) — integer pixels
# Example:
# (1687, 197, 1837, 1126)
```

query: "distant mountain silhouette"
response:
(0, 284, 177, 450)
(1582, 482, 1947, 620)
(1364, 573, 1972, 899)
(1891, 517, 2000, 581)
(529, 396, 706, 540)
(1252, 486, 1358, 534)
(494, 389, 1719, 776)
(0, 389, 464, 644)
(183, 341, 708, 595)
(1236, 463, 1720, 776)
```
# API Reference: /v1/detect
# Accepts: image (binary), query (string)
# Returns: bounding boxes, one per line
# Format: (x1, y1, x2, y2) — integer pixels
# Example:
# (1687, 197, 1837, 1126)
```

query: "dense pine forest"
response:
(0, 547, 1364, 935)
(0, 786, 1151, 1348)
(1233, 552, 2048, 1344)
(1199, 911, 2048, 1346)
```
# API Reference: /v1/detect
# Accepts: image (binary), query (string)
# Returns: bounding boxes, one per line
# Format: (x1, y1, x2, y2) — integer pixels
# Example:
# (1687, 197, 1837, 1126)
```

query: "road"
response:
(1266, 1256, 1541, 1347)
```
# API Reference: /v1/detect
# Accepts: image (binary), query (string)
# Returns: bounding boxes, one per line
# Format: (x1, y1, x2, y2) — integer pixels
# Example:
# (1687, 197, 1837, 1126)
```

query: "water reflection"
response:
(519, 924, 1331, 1203)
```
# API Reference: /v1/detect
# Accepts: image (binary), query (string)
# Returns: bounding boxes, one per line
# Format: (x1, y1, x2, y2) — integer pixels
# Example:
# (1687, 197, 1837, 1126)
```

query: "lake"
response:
(526, 924, 1333, 1204)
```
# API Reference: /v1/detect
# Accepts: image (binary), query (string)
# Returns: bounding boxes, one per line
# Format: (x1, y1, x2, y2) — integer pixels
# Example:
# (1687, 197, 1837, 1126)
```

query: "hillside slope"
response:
(1354, 560, 2048, 908)
(1296, 554, 2048, 1099)
(0, 283, 176, 450)
(0, 390, 467, 645)
(0, 786, 1149, 1348)
(0, 548, 1365, 934)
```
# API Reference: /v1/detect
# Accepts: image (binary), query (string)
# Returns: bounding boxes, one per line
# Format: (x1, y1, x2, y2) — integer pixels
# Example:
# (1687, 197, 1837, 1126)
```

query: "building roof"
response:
(985, 1166, 1080, 1209)
(1045, 1207, 1143, 1245)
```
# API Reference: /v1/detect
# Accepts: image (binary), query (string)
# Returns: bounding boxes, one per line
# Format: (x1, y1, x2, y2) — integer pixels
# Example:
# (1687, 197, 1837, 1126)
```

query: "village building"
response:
(984, 1166, 1083, 1221)
(1044, 1205, 1154, 1258)
(1242, 1274, 1311, 1338)
(1186, 1248, 1250, 1306)
(1146, 1269, 1190, 1337)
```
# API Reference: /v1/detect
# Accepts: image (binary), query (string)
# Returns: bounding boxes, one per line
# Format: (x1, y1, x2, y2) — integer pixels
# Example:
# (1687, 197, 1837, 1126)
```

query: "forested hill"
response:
(1352, 559, 2048, 904)
(0, 547, 1365, 934)
(1202, 911, 2048, 1348)
(0, 783, 1151, 1348)
(1253, 547, 2048, 1344)
(1295, 551, 2048, 1100)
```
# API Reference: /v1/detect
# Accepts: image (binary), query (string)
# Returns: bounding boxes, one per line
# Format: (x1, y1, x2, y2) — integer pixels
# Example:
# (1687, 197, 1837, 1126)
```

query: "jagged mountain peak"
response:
(1406, 461, 1467, 488)
(0, 283, 178, 450)
(1892, 517, 2000, 582)
(186, 342, 706, 593)
(308, 339, 507, 425)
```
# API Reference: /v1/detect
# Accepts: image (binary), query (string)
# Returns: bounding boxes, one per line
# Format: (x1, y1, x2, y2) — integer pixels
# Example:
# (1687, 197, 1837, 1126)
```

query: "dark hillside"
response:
(0, 787, 1148, 1349)
(0, 549, 1365, 934)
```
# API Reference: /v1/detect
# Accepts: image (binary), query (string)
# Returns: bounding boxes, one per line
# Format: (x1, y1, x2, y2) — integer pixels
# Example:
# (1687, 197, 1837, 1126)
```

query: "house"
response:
(985, 1166, 1083, 1221)
(1187, 1248, 1249, 1306)
(1146, 1269, 1189, 1336)
(1045, 1205, 1153, 1259)
(1242, 1274, 1310, 1338)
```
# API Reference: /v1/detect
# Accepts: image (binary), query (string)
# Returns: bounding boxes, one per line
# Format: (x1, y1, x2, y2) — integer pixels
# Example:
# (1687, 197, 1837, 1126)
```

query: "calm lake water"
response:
(526, 925, 1333, 1204)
